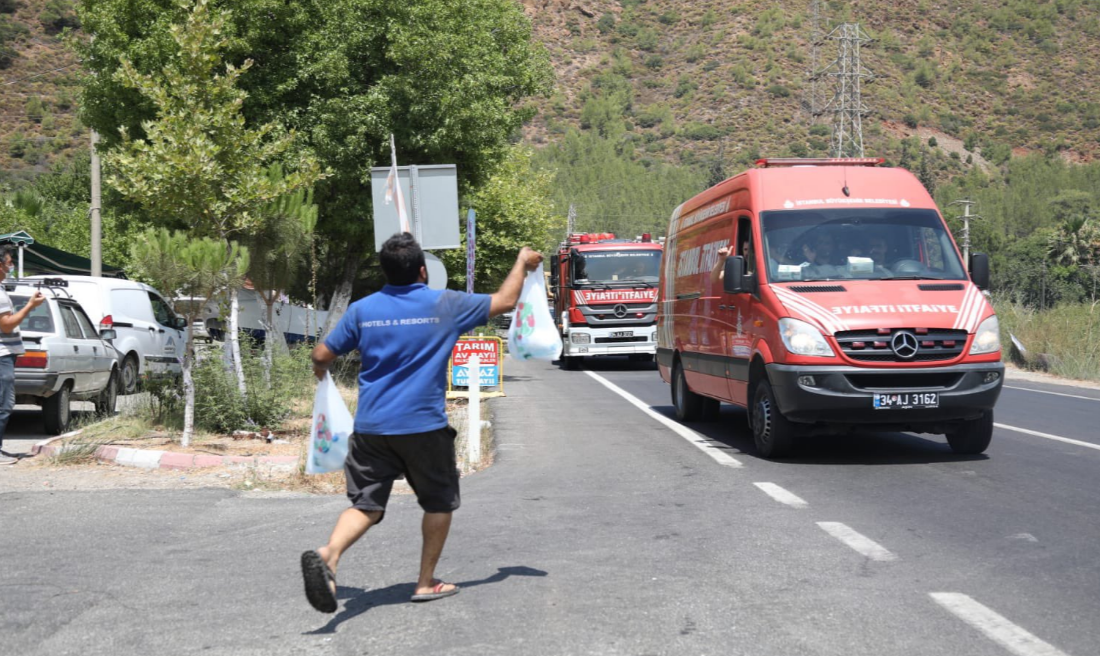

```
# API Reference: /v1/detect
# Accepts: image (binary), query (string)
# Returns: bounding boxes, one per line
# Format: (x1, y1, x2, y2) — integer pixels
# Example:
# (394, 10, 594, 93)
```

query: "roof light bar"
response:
(755, 157, 884, 168)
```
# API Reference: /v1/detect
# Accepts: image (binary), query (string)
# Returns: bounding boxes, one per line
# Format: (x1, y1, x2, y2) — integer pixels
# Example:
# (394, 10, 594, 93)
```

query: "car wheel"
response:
(946, 410, 993, 455)
(95, 369, 118, 417)
(43, 383, 72, 435)
(672, 360, 705, 421)
(120, 354, 139, 395)
(560, 355, 580, 370)
(751, 380, 796, 459)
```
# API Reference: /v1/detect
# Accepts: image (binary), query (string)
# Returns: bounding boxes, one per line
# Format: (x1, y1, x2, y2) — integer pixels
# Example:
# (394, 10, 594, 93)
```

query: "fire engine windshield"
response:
(571, 250, 662, 284)
(760, 208, 967, 283)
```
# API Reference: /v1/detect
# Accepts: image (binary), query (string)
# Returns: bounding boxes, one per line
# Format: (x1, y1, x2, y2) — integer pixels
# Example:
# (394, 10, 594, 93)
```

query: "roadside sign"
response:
(448, 336, 503, 392)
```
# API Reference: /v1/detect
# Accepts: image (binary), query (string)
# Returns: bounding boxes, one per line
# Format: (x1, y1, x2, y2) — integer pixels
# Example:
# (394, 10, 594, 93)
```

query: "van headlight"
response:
(970, 315, 1001, 355)
(779, 318, 834, 357)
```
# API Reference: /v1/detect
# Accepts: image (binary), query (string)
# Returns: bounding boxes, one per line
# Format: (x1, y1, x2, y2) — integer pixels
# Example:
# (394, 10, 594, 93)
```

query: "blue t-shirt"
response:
(324, 284, 492, 435)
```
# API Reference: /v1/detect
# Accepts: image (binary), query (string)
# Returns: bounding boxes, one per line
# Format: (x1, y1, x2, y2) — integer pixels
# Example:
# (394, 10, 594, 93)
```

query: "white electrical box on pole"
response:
(90, 130, 103, 278)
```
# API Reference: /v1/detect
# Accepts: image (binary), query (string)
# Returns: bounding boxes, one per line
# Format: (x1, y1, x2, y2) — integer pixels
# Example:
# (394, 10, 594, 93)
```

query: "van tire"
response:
(95, 369, 118, 417)
(752, 381, 796, 459)
(43, 383, 72, 435)
(120, 354, 139, 395)
(560, 355, 579, 370)
(672, 360, 705, 421)
(946, 411, 993, 455)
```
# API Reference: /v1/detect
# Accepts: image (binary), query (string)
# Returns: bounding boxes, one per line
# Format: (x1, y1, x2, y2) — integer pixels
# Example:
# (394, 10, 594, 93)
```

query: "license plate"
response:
(610, 331, 633, 338)
(873, 392, 939, 409)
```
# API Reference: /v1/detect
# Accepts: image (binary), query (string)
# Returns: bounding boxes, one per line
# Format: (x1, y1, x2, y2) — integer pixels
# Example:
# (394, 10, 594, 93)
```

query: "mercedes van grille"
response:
(834, 328, 969, 363)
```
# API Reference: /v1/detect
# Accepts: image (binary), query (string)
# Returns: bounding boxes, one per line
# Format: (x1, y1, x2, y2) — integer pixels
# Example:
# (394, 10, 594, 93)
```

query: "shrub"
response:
(767, 84, 790, 97)
(644, 54, 663, 70)
(596, 13, 615, 34)
(39, 0, 80, 34)
(674, 75, 696, 98)
(658, 10, 679, 25)
(928, 136, 938, 147)
(0, 0, 16, 14)
(683, 122, 721, 140)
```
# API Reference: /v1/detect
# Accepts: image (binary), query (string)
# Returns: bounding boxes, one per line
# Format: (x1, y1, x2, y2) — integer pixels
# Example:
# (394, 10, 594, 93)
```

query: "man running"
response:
(302, 232, 541, 611)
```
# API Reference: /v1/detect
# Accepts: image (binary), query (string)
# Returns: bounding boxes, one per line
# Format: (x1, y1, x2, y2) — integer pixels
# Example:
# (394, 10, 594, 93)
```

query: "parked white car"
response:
(7, 279, 121, 433)
(26, 275, 186, 394)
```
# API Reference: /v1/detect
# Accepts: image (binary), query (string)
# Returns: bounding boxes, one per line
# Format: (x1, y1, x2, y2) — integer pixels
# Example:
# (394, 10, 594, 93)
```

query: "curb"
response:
(31, 433, 300, 472)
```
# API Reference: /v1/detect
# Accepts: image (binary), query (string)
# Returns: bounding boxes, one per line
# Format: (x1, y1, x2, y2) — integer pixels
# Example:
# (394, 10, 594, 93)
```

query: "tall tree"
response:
(244, 164, 318, 382)
(440, 146, 560, 293)
(78, 0, 553, 319)
(130, 228, 249, 446)
(99, 0, 321, 396)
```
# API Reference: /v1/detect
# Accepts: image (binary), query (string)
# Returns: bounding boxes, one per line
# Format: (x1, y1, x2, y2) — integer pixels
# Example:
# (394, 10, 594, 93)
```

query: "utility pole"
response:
(813, 23, 874, 157)
(90, 130, 102, 277)
(950, 199, 981, 271)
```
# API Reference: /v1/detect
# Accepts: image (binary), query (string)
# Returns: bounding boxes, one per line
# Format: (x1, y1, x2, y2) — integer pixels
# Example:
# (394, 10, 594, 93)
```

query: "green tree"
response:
(130, 228, 249, 446)
(77, 0, 553, 321)
(242, 164, 318, 380)
(439, 146, 559, 293)
(100, 0, 321, 396)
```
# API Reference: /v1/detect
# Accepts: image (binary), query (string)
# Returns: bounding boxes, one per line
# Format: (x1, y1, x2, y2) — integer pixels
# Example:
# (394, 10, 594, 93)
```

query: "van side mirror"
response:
(549, 255, 559, 288)
(174, 317, 188, 330)
(969, 253, 990, 290)
(723, 256, 746, 294)
(99, 329, 116, 341)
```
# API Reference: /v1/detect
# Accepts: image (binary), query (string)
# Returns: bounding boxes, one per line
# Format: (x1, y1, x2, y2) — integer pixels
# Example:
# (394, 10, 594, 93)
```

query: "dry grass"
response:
(996, 299, 1100, 382)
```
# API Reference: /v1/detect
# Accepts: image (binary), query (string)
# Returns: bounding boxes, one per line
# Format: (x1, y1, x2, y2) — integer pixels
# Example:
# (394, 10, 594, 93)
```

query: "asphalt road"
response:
(1, 358, 1097, 656)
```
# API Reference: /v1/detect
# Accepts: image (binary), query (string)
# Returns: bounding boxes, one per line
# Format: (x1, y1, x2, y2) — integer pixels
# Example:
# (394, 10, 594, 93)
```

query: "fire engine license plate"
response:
(610, 331, 633, 338)
(873, 392, 939, 410)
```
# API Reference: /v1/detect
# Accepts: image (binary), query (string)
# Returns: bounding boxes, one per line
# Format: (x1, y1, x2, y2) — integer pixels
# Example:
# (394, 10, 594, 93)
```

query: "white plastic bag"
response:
(508, 263, 563, 361)
(306, 373, 353, 474)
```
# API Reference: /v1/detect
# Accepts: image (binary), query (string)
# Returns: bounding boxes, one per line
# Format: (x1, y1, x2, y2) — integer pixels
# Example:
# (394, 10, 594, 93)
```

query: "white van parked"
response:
(26, 275, 186, 394)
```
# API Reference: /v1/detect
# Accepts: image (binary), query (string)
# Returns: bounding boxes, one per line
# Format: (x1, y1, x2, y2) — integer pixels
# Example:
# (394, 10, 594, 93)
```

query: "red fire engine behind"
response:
(548, 233, 664, 369)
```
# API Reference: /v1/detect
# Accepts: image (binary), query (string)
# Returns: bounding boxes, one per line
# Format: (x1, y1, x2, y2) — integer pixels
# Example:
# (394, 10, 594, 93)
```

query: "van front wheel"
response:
(672, 361, 706, 421)
(946, 411, 993, 455)
(752, 381, 796, 459)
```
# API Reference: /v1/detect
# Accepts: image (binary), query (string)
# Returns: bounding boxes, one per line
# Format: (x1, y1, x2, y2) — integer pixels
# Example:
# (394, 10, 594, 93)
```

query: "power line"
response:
(2, 63, 81, 86)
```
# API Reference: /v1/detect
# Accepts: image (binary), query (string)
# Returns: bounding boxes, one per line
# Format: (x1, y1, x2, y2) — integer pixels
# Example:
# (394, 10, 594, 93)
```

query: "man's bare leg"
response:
(317, 508, 382, 591)
(415, 512, 456, 594)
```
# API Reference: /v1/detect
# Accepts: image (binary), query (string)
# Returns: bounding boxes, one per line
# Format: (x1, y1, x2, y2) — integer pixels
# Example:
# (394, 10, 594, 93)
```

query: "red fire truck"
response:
(549, 232, 664, 369)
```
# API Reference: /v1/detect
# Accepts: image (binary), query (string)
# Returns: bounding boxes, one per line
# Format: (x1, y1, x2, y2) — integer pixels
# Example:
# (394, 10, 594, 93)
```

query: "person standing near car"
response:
(301, 232, 542, 612)
(0, 246, 44, 465)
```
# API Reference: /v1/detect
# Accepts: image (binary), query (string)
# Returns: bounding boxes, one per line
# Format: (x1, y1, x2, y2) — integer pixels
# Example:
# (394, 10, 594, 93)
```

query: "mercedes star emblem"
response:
(891, 330, 919, 359)
(613, 304, 628, 318)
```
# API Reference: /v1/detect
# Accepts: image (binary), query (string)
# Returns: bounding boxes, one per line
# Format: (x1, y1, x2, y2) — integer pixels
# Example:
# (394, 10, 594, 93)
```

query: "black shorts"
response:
(345, 425, 460, 520)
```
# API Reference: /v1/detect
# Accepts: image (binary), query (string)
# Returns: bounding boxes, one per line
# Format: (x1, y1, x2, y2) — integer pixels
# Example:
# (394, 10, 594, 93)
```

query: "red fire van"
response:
(657, 158, 1004, 458)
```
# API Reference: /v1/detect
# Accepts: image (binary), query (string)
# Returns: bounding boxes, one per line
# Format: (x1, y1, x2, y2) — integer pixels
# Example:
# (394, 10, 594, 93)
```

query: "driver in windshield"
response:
(799, 231, 843, 267)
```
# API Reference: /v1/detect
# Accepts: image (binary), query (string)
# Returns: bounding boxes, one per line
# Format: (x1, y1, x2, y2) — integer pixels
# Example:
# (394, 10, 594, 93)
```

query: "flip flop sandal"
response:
(300, 550, 338, 613)
(411, 580, 461, 603)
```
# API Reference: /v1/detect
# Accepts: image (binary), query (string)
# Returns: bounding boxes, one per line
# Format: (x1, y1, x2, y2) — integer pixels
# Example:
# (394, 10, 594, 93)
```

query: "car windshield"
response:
(760, 208, 967, 283)
(10, 295, 54, 333)
(571, 250, 661, 285)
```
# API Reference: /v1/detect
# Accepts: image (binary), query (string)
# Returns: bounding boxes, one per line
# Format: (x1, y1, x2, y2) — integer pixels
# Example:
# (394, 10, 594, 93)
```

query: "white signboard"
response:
(370, 165, 460, 251)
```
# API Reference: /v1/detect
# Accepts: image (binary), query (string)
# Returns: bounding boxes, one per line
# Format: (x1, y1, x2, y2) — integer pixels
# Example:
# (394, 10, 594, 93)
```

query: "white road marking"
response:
(994, 423, 1100, 452)
(754, 482, 808, 508)
(1004, 385, 1100, 402)
(930, 593, 1071, 656)
(816, 522, 897, 561)
(583, 370, 743, 467)
(1008, 533, 1038, 543)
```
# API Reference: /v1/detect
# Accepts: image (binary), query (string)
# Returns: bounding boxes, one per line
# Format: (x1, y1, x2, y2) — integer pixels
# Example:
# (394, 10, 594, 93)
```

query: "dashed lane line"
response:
(816, 522, 897, 562)
(994, 423, 1100, 452)
(930, 593, 1072, 656)
(753, 482, 809, 508)
(583, 370, 743, 468)
(1004, 385, 1100, 403)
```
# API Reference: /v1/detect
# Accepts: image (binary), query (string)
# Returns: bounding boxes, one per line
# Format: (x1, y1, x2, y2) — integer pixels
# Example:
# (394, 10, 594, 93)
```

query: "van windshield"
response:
(571, 250, 661, 285)
(760, 208, 967, 283)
